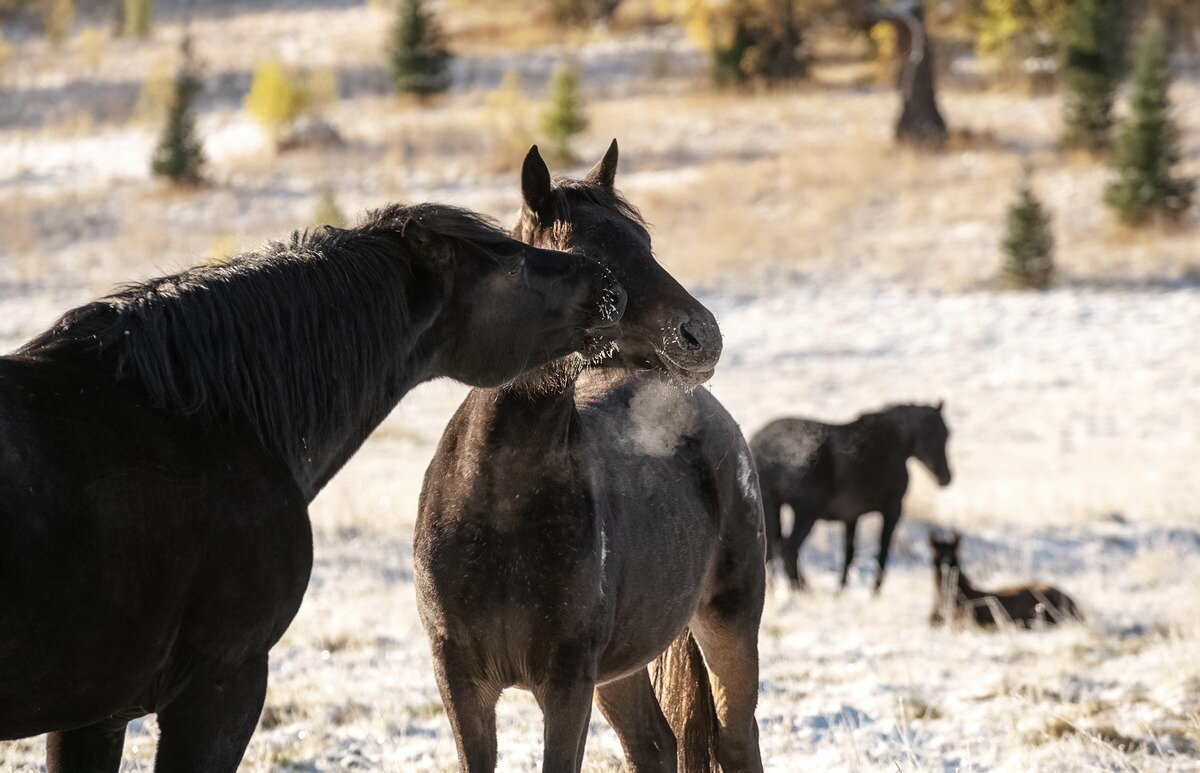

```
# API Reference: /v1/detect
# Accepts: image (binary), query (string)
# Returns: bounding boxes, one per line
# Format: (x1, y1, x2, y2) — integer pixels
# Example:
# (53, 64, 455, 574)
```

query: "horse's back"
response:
(749, 417, 833, 502)
(992, 582, 1083, 625)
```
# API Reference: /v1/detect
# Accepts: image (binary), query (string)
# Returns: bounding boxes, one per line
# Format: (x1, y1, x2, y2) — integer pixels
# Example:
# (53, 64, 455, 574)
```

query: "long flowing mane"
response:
(19, 203, 514, 477)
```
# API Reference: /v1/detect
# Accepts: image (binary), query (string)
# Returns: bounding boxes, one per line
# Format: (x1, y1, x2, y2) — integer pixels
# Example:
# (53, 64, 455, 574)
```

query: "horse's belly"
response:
(597, 616, 693, 683)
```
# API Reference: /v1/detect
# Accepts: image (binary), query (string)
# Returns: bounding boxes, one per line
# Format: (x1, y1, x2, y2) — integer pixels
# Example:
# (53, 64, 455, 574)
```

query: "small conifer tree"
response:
(151, 39, 204, 185)
(1002, 170, 1055, 289)
(245, 58, 302, 144)
(312, 186, 347, 229)
(1104, 17, 1194, 226)
(45, 0, 75, 45)
(78, 27, 104, 68)
(123, 0, 152, 38)
(1060, 0, 1124, 152)
(540, 60, 587, 163)
(389, 0, 450, 97)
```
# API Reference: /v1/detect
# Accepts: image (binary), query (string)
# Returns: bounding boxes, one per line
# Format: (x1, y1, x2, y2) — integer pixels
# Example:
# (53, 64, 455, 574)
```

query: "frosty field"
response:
(2, 276, 1198, 771)
(3, 1, 1200, 769)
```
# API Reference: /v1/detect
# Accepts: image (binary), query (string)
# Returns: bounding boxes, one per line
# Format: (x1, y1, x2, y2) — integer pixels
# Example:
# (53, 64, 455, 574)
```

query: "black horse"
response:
(0, 203, 625, 771)
(751, 402, 952, 592)
(929, 532, 1083, 628)
(415, 143, 766, 772)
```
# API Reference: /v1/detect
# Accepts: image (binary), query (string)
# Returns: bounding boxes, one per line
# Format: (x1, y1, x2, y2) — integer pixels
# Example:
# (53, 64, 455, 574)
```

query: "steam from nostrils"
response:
(625, 379, 699, 457)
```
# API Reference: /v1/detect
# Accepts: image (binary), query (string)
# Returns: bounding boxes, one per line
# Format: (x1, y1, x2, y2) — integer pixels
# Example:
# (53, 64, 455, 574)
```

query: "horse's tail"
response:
(651, 630, 719, 772)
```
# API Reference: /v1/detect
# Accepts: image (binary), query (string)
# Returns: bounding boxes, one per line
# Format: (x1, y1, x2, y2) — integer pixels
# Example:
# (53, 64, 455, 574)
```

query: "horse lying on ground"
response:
(751, 402, 952, 592)
(415, 142, 766, 772)
(0, 203, 624, 771)
(929, 532, 1083, 628)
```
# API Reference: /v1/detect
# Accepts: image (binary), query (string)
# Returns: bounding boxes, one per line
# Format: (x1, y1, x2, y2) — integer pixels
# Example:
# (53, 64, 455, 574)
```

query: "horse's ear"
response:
(585, 138, 619, 191)
(937, 399, 945, 412)
(521, 145, 554, 223)
(401, 217, 452, 265)
(950, 531, 961, 548)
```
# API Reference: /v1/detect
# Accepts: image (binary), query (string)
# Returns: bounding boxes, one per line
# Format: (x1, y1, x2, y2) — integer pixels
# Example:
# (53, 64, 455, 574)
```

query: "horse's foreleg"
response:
(595, 669, 676, 773)
(783, 501, 817, 591)
(534, 649, 597, 773)
(431, 642, 502, 773)
(839, 517, 860, 591)
(46, 719, 127, 773)
(874, 501, 903, 593)
(153, 653, 268, 772)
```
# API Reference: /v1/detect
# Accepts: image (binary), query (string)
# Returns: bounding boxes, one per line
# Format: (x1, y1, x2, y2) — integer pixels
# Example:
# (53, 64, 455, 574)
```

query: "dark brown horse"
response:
(415, 143, 766, 772)
(751, 402, 952, 592)
(929, 532, 1083, 628)
(0, 203, 624, 771)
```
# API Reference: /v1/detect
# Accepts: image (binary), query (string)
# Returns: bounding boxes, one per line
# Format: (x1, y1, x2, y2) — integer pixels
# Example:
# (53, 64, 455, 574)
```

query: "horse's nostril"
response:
(679, 321, 703, 351)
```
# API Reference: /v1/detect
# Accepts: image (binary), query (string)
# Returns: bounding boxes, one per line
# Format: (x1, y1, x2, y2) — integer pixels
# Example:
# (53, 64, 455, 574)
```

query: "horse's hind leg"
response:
(431, 642, 502, 772)
(691, 614, 764, 772)
(595, 670, 676, 772)
(153, 654, 268, 772)
(760, 488, 783, 570)
(46, 720, 127, 772)
(692, 538, 765, 772)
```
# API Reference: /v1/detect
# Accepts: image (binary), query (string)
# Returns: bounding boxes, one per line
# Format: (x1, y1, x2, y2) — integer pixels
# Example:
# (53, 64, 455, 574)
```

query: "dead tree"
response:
(847, 0, 948, 148)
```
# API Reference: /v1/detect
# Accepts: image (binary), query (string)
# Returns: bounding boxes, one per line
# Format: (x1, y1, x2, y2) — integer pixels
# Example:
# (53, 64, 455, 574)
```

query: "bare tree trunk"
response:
(846, 0, 949, 149)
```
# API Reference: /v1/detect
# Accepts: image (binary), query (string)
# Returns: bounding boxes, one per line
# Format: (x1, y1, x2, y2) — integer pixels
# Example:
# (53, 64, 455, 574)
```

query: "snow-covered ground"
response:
(3, 274, 1199, 771)
(4, 3, 1200, 769)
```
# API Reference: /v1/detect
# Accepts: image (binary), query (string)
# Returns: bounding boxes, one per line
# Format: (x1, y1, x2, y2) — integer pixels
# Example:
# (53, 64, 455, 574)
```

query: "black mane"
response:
(19, 203, 513, 479)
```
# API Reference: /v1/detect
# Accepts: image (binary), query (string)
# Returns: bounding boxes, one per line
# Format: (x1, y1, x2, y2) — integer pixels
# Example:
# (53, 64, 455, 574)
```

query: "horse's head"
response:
(513, 141, 721, 386)
(928, 530, 961, 626)
(392, 204, 625, 388)
(910, 401, 952, 486)
(928, 530, 961, 571)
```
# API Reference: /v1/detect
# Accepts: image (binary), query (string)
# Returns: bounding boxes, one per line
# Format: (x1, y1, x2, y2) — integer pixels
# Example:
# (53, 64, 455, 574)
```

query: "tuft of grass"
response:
(260, 700, 308, 730)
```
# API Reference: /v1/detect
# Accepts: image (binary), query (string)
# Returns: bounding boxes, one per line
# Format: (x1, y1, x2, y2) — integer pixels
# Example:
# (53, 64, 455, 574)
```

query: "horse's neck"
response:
(290, 292, 442, 499)
(953, 567, 983, 600)
(884, 407, 918, 457)
(462, 363, 582, 525)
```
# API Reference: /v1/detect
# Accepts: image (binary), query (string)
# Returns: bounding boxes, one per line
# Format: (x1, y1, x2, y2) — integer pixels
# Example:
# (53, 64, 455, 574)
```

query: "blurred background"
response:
(3, 0, 1200, 769)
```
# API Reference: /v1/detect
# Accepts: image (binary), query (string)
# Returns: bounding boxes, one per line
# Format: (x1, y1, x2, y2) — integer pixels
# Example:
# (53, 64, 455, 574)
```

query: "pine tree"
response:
(1104, 17, 1194, 226)
(312, 186, 347, 229)
(123, 0, 152, 38)
(1060, 0, 1124, 152)
(1002, 171, 1055, 289)
(45, 0, 74, 46)
(540, 60, 588, 163)
(389, 0, 450, 97)
(151, 39, 204, 185)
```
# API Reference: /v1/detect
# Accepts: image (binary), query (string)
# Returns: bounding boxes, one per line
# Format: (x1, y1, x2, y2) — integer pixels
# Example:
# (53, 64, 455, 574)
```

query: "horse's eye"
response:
(507, 257, 525, 277)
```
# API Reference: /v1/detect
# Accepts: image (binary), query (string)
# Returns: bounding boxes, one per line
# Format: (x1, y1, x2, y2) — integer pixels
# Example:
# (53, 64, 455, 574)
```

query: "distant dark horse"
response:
(929, 532, 1083, 628)
(751, 403, 952, 592)
(415, 143, 766, 772)
(0, 203, 625, 772)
